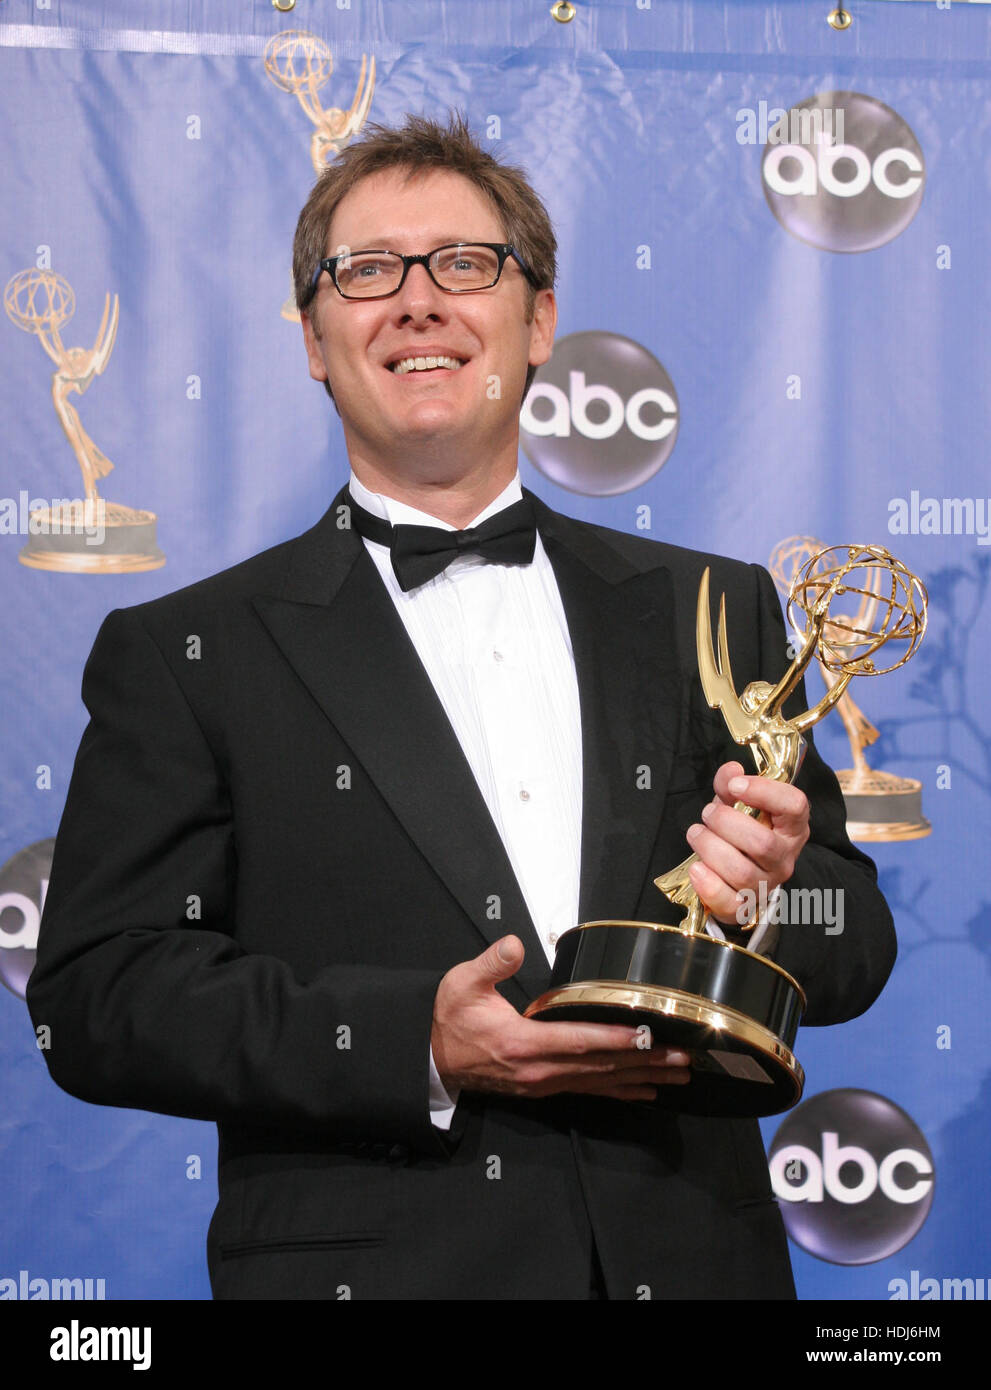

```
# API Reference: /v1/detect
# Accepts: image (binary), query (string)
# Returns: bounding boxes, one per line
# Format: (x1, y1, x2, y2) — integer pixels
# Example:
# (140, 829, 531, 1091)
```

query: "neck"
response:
(350, 455, 519, 529)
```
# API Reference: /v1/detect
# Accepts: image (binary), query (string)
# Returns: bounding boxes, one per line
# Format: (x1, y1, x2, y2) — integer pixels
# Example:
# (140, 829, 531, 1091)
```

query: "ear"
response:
(527, 288, 557, 369)
(300, 309, 329, 384)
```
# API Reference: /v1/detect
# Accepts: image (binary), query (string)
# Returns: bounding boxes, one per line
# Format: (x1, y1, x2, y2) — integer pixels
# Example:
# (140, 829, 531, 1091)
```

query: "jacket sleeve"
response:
(26, 605, 451, 1155)
(739, 562, 898, 1026)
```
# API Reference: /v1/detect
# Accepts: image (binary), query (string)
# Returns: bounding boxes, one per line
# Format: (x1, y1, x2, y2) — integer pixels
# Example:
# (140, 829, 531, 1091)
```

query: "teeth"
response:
(391, 355, 464, 375)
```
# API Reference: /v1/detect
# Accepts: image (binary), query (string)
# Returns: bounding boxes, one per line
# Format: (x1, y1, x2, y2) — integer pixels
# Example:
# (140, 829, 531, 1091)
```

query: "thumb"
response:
(472, 934, 524, 987)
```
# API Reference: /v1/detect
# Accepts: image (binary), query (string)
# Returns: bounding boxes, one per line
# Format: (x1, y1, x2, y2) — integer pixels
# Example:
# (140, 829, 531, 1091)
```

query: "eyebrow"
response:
(340, 236, 487, 249)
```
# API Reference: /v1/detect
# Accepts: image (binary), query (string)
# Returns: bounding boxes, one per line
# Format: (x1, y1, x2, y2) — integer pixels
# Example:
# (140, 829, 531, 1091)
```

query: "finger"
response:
(686, 819, 767, 895)
(688, 857, 747, 925)
(552, 1046, 692, 1073)
(571, 1067, 692, 1095)
(723, 773, 810, 832)
(513, 1043, 693, 1086)
(698, 799, 784, 872)
(521, 1017, 652, 1056)
(530, 1045, 692, 1078)
(518, 1033, 691, 1073)
(618, 1064, 693, 1084)
(615, 1045, 692, 1069)
(712, 761, 748, 805)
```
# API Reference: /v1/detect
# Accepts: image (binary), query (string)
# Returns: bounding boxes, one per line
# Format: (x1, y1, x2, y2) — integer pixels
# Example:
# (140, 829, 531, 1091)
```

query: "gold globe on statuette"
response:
(4, 269, 165, 574)
(526, 543, 928, 1117)
(770, 537, 930, 841)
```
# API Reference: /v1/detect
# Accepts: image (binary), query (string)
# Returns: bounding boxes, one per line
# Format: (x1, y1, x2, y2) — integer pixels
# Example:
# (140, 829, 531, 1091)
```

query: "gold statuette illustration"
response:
(4, 269, 165, 573)
(264, 31, 376, 322)
(526, 544, 927, 1117)
(770, 536, 931, 841)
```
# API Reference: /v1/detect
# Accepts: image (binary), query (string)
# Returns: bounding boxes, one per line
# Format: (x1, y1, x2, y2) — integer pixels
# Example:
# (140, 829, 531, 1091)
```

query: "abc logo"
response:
(520, 331, 679, 496)
(761, 92, 925, 253)
(768, 1089, 934, 1265)
(0, 839, 54, 1000)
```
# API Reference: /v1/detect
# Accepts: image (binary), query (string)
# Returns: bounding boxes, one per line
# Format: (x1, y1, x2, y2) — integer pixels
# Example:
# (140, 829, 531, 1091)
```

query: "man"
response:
(27, 112, 896, 1300)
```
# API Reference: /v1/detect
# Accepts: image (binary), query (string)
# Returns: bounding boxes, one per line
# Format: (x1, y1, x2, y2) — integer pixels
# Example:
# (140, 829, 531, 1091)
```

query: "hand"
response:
(685, 761, 810, 927)
(431, 936, 691, 1101)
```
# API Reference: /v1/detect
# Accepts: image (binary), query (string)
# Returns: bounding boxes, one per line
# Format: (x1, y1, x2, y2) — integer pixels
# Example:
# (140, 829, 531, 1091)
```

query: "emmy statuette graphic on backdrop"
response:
(264, 29, 376, 322)
(4, 269, 165, 573)
(526, 545, 928, 1116)
(770, 536, 931, 842)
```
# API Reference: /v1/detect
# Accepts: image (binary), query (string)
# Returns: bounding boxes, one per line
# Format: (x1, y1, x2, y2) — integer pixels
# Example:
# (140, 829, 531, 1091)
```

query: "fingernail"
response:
(729, 777, 748, 795)
(668, 1050, 690, 1066)
(700, 802, 715, 822)
(686, 823, 703, 842)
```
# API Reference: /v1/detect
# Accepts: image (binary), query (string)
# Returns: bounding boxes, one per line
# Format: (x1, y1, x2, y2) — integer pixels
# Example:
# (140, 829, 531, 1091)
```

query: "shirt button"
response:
(548, 932, 559, 946)
(519, 788, 530, 801)
(493, 649, 504, 662)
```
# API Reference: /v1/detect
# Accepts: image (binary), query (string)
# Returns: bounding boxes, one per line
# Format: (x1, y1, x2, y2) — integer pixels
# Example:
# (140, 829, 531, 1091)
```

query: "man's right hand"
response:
(430, 935, 692, 1102)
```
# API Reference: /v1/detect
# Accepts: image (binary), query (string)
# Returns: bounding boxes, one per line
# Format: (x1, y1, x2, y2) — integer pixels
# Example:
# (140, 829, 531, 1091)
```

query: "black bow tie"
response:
(346, 493, 538, 592)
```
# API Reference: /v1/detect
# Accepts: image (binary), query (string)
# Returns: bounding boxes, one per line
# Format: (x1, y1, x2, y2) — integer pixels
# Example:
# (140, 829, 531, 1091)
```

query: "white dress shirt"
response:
(349, 470, 583, 1128)
(349, 470, 780, 1129)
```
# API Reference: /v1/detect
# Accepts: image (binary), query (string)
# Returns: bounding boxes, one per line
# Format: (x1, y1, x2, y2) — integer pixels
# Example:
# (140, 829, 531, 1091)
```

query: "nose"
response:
(392, 260, 447, 320)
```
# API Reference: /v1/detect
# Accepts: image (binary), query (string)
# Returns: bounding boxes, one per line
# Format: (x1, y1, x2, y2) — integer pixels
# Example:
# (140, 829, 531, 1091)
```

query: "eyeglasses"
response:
(303, 243, 540, 304)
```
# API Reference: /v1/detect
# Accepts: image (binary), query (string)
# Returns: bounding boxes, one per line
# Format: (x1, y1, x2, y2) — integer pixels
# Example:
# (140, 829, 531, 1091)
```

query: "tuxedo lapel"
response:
(250, 490, 550, 1001)
(250, 487, 684, 1003)
(530, 495, 683, 927)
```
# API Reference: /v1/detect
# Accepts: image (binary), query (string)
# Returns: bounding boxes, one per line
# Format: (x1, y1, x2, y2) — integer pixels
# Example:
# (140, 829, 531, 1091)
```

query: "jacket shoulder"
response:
(538, 501, 765, 588)
(106, 508, 339, 628)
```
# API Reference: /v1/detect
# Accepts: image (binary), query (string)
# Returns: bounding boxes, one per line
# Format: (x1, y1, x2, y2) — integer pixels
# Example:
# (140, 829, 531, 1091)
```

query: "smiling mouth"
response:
(388, 354, 467, 375)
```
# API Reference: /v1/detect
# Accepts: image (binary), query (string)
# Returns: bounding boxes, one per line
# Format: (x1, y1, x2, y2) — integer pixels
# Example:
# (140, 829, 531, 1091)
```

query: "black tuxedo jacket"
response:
(28, 487, 896, 1300)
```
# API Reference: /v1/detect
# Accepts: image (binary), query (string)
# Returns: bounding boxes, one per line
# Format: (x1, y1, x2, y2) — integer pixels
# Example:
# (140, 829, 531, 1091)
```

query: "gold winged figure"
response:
(44, 291, 120, 503)
(654, 566, 857, 934)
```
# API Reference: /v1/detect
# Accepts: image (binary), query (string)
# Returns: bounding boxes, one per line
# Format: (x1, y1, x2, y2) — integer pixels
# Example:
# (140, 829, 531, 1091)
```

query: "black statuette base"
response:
(525, 921, 806, 1117)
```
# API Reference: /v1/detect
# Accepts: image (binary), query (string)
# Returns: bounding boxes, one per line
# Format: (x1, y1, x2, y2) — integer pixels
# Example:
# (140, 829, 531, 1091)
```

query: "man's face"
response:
(301, 168, 555, 475)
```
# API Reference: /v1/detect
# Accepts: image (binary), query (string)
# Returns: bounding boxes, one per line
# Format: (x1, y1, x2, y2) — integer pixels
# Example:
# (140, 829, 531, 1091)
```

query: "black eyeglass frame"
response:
(302, 242, 541, 307)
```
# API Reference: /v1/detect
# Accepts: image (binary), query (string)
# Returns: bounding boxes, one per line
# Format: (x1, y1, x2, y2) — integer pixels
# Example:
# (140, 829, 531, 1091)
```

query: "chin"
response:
(394, 404, 470, 437)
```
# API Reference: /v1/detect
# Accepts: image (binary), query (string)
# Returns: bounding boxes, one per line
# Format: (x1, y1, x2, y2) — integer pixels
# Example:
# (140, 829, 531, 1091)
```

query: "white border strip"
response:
(0, 25, 274, 55)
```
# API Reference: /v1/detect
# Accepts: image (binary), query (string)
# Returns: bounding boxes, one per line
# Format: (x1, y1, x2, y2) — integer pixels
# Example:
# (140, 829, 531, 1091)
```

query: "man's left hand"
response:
(685, 760, 810, 927)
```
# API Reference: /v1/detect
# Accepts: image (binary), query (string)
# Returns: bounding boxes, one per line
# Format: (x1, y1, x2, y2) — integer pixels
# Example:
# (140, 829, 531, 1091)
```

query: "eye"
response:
(336, 254, 398, 289)
(436, 249, 482, 272)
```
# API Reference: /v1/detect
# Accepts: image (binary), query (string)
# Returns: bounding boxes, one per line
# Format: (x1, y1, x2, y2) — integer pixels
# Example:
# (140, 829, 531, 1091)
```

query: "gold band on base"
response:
(19, 549, 166, 572)
(845, 819, 931, 842)
(528, 980, 800, 1075)
(526, 979, 805, 1114)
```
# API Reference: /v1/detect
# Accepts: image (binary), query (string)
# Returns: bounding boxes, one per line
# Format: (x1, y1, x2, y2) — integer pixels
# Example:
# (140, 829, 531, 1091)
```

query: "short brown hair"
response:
(292, 109, 557, 408)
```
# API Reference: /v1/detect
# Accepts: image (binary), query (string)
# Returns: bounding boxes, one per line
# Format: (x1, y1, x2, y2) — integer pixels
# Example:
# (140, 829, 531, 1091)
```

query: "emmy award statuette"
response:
(4, 269, 165, 573)
(771, 537, 931, 842)
(525, 545, 927, 1116)
(264, 30, 376, 322)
